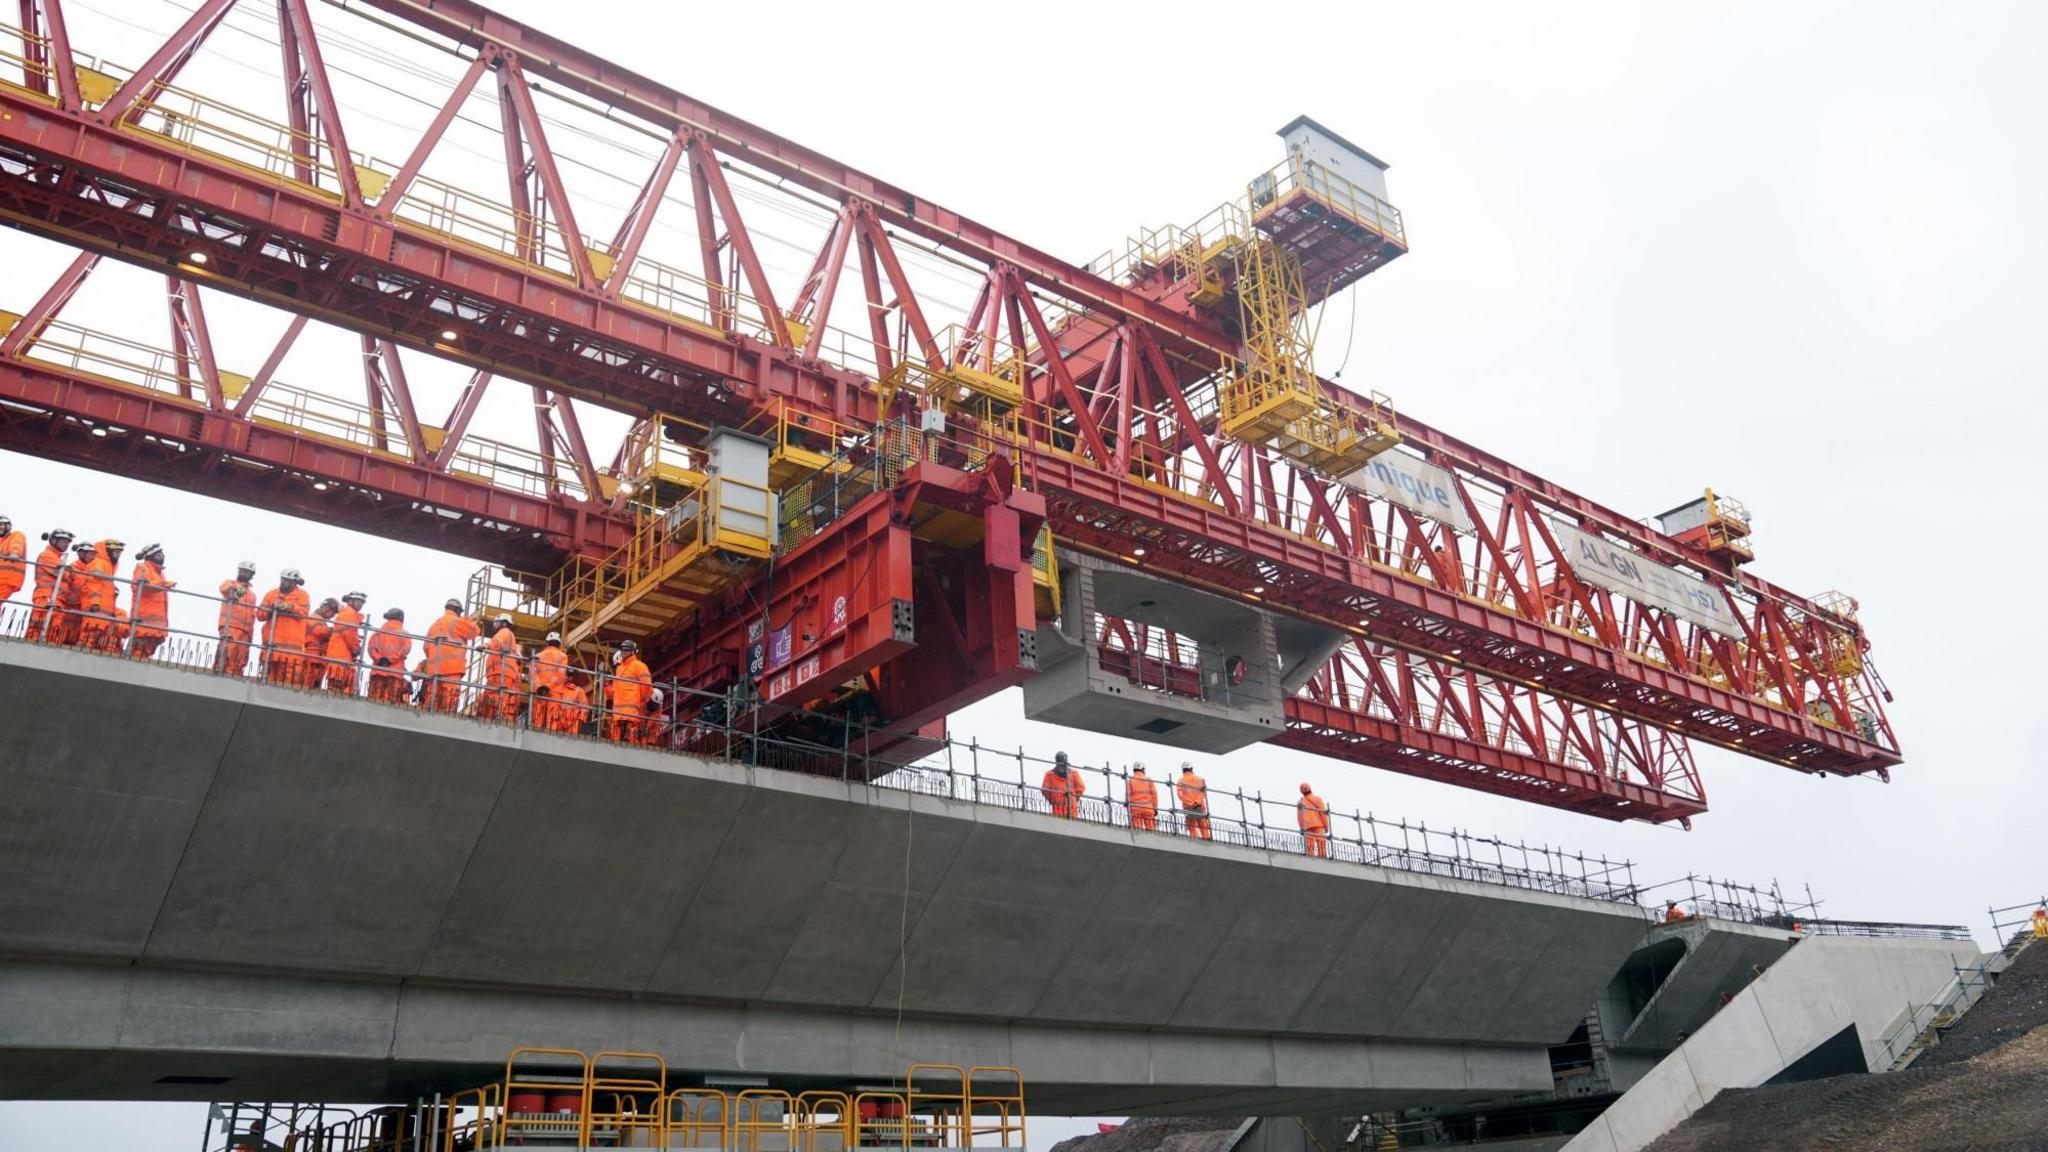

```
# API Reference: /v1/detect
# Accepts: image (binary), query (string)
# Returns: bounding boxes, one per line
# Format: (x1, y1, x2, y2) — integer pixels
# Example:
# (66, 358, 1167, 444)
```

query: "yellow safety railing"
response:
(905, 1064, 969, 1150)
(966, 1067, 1028, 1149)
(465, 565, 555, 639)
(500, 1047, 592, 1146)
(439, 1084, 501, 1152)
(547, 469, 774, 647)
(664, 1089, 732, 1150)
(794, 1091, 856, 1152)
(589, 1050, 667, 1148)
(242, 1050, 1026, 1152)
(0, 24, 62, 109)
(118, 70, 372, 206)
(1218, 200, 1400, 477)
(735, 1089, 799, 1152)
(1252, 150, 1406, 247)
(852, 1090, 912, 1151)
(1030, 523, 1061, 619)
(740, 399, 868, 489)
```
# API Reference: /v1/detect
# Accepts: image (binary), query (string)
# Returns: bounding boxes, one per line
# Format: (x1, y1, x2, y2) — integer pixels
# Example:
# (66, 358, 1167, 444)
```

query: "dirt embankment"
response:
(1049, 1118, 1247, 1152)
(1646, 941, 2048, 1152)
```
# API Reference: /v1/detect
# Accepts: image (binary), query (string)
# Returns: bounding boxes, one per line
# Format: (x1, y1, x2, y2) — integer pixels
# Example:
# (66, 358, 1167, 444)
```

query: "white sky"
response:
(4, 0, 2045, 1146)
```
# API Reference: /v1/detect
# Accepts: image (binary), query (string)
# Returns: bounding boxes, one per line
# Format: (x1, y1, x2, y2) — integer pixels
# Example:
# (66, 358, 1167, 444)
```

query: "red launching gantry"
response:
(0, 0, 1898, 824)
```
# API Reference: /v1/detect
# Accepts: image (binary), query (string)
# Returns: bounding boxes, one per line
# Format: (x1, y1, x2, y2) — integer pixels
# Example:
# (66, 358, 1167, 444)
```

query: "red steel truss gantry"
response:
(0, 0, 1899, 823)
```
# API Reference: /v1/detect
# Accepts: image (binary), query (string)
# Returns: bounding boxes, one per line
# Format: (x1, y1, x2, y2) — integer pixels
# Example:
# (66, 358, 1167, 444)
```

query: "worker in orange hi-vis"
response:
(476, 615, 524, 722)
(605, 639, 652, 743)
(365, 607, 411, 703)
(214, 560, 258, 676)
(529, 631, 570, 732)
(0, 514, 25, 606)
(322, 591, 367, 694)
(49, 539, 100, 648)
(1663, 900, 1691, 924)
(258, 568, 311, 685)
(1297, 781, 1330, 858)
(126, 543, 177, 660)
(302, 598, 339, 688)
(2032, 907, 2047, 940)
(1127, 762, 1159, 832)
(420, 598, 478, 713)
(559, 673, 592, 735)
(26, 527, 73, 641)
(644, 688, 671, 747)
(76, 539, 125, 652)
(1041, 751, 1087, 818)
(1177, 762, 1212, 840)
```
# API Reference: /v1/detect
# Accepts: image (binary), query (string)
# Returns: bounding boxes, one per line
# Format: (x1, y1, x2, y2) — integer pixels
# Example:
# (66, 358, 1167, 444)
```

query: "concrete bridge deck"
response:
(0, 640, 1656, 1113)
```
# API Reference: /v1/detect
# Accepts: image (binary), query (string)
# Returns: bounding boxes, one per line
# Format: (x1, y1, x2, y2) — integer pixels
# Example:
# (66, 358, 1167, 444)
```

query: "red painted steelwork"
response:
(0, 0, 1901, 822)
(0, 354, 617, 567)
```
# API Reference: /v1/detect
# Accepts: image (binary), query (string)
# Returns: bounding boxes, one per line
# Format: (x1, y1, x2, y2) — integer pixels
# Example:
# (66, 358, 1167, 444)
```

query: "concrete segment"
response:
(1608, 918, 1797, 1052)
(0, 640, 1656, 1113)
(0, 654, 237, 958)
(1562, 935, 1981, 1152)
(148, 703, 513, 975)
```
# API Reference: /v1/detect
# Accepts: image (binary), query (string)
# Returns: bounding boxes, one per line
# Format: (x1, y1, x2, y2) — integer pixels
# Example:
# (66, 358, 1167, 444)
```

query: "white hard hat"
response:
(280, 568, 303, 582)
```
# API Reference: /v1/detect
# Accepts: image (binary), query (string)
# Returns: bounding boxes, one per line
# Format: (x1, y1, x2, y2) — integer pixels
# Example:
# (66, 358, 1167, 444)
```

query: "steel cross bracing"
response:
(0, 0, 1896, 822)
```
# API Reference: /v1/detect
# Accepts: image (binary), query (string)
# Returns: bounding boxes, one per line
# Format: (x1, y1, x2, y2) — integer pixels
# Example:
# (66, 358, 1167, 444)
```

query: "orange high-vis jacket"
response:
(1128, 772, 1159, 815)
(217, 579, 257, 636)
(327, 606, 365, 663)
(1176, 772, 1209, 814)
(483, 627, 522, 689)
(81, 549, 119, 613)
(1298, 792, 1329, 833)
(607, 656, 652, 712)
(130, 558, 175, 635)
(562, 681, 591, 725)
(533, 645, 570, 693)
(423, 609, 477, 678)
(0, 529, 25, 599)
(366, 619, 411, 668)
(32, 544, 66, 606)
(260, 586, 310, 649)
(304, 615, 333, 661)
(59, 553, 115, 615)
(1041, 767, 1086, 815)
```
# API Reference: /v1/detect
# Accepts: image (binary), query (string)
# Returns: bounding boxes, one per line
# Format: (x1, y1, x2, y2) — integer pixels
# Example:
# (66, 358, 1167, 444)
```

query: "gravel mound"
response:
(1916, 936, 2048, 1068)
(1049, 1117, 1246, 1152)
(1646, 940, 2048, 1152)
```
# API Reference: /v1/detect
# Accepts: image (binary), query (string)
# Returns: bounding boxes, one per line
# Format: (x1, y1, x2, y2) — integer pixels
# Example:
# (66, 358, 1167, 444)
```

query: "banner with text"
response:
(1551, 520, 1745, 639)
(1339, 450, 1477, 533)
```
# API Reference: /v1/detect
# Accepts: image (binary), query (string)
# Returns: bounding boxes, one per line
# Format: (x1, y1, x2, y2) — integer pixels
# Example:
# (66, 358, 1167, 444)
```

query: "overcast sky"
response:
(4, 0, 2045, 1146)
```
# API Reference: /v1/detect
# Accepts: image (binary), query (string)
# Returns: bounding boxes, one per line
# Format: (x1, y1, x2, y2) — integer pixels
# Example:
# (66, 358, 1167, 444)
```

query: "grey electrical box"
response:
(1277, 115, 1391, 205)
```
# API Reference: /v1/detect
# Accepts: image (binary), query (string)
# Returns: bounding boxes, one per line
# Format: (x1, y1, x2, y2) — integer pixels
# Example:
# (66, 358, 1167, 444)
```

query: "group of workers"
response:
(1039, 751, 1332, 854)
(0, 522, 180, 658)
(0, 518, 664, 745)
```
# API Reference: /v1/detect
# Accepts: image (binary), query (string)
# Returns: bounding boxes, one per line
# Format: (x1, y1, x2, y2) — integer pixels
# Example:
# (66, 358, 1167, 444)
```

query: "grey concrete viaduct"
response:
(0, 641, 1657, 1115)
